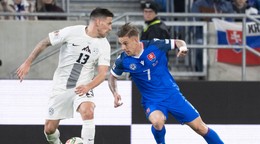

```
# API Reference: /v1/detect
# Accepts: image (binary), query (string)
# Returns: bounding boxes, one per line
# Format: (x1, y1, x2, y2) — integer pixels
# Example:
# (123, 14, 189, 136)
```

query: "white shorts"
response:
(46, 88, 95, 120)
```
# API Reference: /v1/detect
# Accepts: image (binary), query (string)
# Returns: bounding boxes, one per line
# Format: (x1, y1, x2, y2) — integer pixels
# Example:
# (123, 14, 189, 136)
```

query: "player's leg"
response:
(78, 101, 95, 144)
(44, 119, 62, 144)
(168, 92, 223, 144)
(45, 89, 75, 144)
(148, 110, 167, 144)
(186, 117, 224, 144)
(149, 110, 166, 144)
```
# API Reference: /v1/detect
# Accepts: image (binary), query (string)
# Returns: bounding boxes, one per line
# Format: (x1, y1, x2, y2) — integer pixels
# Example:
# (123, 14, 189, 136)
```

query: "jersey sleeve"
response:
(110, 54, 124, 77)
(98, 39, 111, 66)
(148, 39, 175, 52)
(48, 26, 71, 46)
(170, 39, 175, 49)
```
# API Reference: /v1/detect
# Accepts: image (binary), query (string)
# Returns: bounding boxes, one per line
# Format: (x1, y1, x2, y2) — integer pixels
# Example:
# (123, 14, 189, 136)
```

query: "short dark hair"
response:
(90, 7, 114, 20)
(117, 23, 139, 38)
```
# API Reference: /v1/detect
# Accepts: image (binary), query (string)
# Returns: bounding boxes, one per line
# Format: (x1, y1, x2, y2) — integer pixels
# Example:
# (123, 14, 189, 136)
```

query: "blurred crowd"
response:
(1, 0, 259, 80)
(0, 0, 65, 20)
(0, 0, 259, 21)
(139, 0, 260, 79)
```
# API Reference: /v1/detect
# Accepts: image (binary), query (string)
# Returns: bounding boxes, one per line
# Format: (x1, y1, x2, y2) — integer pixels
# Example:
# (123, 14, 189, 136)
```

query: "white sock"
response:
(44, 129, 62, 144)
(81, 119, 95, 144)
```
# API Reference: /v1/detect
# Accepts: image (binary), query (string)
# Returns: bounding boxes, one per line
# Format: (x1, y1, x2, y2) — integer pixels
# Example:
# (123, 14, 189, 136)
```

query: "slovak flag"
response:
(213, 18, 260, 65)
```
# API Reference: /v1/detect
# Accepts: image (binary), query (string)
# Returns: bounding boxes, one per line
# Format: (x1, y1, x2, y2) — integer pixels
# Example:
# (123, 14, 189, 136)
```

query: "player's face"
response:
(97, 17, 113, 38)
(118, 36, 139, 56)
(143, 9, 157, 21)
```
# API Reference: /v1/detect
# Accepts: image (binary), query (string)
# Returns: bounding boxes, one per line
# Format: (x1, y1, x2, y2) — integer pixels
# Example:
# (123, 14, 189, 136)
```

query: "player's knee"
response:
(44, 120, 60, 135)
(80, 107, 94, 120)
(78, 102, 95, 120)
(152, 123, 164, 130)
(81, 111, 94, 119)
(193, 125, 208, 136)
(150, 118, 165, 130)
(44, 124, 56, 134)
(149, 111, 165, 129)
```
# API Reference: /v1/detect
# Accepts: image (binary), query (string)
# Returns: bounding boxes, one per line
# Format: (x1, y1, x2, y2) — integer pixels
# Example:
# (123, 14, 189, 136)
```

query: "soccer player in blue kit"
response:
(108, 23, 224, 144)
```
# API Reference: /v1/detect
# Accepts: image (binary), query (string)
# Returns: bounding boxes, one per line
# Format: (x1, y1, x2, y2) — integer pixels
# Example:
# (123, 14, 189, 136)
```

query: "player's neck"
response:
(135, 42, 144, 57)
(85, 25, 97, 38)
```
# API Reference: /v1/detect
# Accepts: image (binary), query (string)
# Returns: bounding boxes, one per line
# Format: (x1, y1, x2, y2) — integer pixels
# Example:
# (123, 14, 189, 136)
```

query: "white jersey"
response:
(49, 25, 111, 95)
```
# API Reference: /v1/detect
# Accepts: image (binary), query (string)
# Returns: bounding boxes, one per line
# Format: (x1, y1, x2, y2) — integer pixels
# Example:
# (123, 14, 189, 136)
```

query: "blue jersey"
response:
(111, 39, 181, 103)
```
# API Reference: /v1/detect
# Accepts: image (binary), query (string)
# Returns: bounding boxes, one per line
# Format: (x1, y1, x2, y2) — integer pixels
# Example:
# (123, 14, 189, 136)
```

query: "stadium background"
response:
(1, 2, 260, 143)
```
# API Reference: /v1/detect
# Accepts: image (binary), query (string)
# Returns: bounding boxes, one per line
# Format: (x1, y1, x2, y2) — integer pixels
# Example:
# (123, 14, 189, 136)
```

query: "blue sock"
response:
(151, 125, 166, 144)
(203, 128, 224, 144)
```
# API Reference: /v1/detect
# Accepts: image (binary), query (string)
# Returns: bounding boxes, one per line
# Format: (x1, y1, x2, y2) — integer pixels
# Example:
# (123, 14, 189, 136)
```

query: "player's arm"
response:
(174, 39, 188, 57)
(75, 65, 108, 96)
(16, 37, 51, 82)
(108, 72, 123, 108)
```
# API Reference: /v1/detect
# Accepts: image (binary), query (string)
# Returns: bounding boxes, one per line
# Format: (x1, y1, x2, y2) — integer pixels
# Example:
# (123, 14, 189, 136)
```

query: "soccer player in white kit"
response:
(16, 8, 114, 144)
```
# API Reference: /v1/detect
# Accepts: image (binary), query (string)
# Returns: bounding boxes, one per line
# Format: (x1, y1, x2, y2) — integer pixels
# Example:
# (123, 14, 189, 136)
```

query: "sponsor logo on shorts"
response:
(146, 107, 150, 115)
(86, 90, 94, 98)
(86, 92, 94, 98)
(49, 107, 54, 116)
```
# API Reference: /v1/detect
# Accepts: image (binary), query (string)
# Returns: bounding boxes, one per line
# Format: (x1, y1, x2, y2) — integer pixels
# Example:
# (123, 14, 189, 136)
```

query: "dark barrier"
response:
(1, 81, 260, 143)
(132, 81, 260, 124)
(0, 125, 130, 144)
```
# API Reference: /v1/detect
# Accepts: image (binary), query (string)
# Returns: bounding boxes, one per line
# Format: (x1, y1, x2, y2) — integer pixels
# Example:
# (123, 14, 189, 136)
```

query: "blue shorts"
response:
(143, 91, 200, 124)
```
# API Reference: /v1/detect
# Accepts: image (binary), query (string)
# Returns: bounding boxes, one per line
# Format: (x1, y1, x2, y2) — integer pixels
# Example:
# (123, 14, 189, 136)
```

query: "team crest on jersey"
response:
(147, 52, 156, 62)
(93, 48, 99, 55)
(129, 63, 137, 70)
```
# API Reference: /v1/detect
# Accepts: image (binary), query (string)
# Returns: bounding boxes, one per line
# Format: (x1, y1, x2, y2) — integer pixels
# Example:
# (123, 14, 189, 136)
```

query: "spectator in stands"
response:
(26, 0, 37, 20)
(248, 0, 260, 13)
(6, 0, 30, 20)
(191, 0, 234, 21)
(140, 0, 167, 12)
(140, 0, 171, 63)
(140, 0, 170, 40)
(0, 0, 6, 19)
(27, 0, 35, 12)
(36, 0, 66, 20)
(232, 0, 258, 20)
(191, 0, 233, 79)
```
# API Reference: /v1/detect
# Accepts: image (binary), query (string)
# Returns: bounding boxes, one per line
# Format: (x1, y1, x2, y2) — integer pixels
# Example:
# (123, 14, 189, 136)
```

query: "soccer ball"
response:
(65, 137, 83, 144)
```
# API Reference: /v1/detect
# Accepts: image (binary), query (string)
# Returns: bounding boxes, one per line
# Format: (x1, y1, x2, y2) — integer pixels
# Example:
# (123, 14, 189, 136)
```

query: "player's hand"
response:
(113, 92, 123, 108)
(75, 85, 90, 96)
(177, 46, 188, 57)
(16, 62, 31, 82)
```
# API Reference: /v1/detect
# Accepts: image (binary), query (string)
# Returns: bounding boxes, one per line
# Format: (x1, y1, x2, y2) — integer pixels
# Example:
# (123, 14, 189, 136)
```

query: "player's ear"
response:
(95, 18, 101, 26)
(133, 36, 139, 43)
